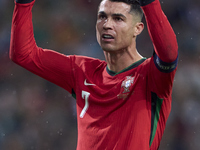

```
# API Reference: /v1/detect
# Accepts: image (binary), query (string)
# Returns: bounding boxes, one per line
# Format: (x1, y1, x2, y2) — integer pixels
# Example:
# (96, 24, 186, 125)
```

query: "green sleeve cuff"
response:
(16, 0, 34, 4)
(140, 0, 155, 6)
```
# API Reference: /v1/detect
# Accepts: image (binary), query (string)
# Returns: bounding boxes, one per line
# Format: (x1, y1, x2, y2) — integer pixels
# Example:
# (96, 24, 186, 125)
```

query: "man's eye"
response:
(114, 17, 123, 21)
(99, 15, 106, 20)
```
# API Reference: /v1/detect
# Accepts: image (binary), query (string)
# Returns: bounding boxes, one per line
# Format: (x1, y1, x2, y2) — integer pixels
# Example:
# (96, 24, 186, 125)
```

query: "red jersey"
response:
(10, 0, 178, 150)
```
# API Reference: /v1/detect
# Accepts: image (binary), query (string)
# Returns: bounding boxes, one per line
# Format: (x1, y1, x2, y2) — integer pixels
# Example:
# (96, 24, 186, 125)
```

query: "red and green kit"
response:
(10, 0, 178, 149)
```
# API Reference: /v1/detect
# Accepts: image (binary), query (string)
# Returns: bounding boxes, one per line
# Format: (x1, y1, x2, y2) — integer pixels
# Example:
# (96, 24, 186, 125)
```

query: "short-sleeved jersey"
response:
(10, 0, 178, 149)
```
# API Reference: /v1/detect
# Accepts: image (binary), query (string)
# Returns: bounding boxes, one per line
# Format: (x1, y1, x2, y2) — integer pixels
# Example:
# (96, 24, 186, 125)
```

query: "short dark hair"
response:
(108, 0, 143, 21)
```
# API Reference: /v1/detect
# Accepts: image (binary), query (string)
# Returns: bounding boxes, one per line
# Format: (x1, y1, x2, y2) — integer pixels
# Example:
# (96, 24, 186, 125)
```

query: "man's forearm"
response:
(142, 0, 178, 63)
(10, 0, 36, 64)
(10, 1, 74, 91)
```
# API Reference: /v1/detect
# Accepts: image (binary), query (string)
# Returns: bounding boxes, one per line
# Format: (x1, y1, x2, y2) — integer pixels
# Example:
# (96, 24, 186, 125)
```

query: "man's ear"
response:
(134, 22, 144, 36)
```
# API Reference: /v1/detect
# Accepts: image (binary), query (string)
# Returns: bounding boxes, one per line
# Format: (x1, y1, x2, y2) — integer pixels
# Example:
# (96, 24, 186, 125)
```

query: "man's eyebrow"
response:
(112, 13, 126, 19)
(98, 11, 107, 15)
(98, 11, 126, 19)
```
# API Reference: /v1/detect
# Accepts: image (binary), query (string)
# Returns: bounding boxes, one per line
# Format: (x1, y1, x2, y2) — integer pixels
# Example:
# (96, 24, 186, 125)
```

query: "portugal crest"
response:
(118, 76, 134, 100)
(121, 76, 134, 93)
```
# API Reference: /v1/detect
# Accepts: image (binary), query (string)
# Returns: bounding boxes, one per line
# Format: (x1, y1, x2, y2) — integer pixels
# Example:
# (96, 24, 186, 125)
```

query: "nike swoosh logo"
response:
(84, 79, 96, 86)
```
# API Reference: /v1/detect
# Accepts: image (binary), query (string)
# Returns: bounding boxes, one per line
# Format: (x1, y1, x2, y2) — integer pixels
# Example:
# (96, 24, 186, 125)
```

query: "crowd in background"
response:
(0, 0, 200, 149)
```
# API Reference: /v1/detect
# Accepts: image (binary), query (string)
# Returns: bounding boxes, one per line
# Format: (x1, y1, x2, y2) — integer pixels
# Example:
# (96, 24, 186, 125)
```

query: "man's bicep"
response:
(148, 54, 178, 98)
(23, 48, 75, 93)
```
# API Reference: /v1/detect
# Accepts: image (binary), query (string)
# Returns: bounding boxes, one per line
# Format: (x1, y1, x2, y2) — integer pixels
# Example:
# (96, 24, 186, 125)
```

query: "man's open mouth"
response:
(102, 34, 114, 39)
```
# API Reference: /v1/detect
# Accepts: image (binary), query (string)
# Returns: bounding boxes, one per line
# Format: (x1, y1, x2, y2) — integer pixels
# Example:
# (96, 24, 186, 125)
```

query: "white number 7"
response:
(80, 91, 90, 118)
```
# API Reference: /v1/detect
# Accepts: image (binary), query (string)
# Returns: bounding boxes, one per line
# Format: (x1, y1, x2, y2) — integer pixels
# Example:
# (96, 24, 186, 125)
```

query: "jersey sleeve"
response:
(142, 0, 178, 97)
(142, 0, 178, 63)
(10, 0, 75, 93)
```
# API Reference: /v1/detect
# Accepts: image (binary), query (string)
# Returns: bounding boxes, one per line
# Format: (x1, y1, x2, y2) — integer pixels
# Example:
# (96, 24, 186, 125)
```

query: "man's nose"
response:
(103, 18, 113, 30)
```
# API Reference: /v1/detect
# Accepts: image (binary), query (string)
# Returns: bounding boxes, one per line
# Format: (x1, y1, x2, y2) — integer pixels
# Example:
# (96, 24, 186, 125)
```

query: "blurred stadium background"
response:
(0, 0, 200, 149)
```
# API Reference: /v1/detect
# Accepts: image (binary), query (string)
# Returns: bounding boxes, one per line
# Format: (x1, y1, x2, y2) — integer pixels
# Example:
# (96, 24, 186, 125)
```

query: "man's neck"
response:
(104, 48, 143, 73)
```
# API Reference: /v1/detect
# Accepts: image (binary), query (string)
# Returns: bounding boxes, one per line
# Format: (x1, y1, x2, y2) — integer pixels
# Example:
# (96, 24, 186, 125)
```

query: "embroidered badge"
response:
(117, 76, 134, 100)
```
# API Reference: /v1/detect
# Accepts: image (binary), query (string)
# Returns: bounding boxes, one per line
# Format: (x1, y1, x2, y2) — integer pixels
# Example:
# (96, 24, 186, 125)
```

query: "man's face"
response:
(96, 0, 137, 52)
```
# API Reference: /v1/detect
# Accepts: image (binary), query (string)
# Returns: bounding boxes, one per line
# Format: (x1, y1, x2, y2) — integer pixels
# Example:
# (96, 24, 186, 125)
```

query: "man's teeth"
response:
(103, 35, 113, 39)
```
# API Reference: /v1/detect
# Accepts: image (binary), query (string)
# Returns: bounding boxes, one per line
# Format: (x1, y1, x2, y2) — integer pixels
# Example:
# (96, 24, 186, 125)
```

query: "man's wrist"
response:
(16, 0, 34, 4)
(140, 0, 155, 6)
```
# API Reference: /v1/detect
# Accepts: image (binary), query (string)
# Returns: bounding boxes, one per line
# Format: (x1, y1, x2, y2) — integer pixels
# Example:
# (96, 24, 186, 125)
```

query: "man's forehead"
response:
(99, 0, 131, 14)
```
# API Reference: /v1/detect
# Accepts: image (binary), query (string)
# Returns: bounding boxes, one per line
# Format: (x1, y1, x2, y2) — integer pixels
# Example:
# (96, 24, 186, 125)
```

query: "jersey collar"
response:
(106, 58, 146, 76)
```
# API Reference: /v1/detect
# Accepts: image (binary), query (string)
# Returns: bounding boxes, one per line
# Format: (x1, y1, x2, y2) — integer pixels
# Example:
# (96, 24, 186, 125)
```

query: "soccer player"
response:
(10, 0, 178, 149)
